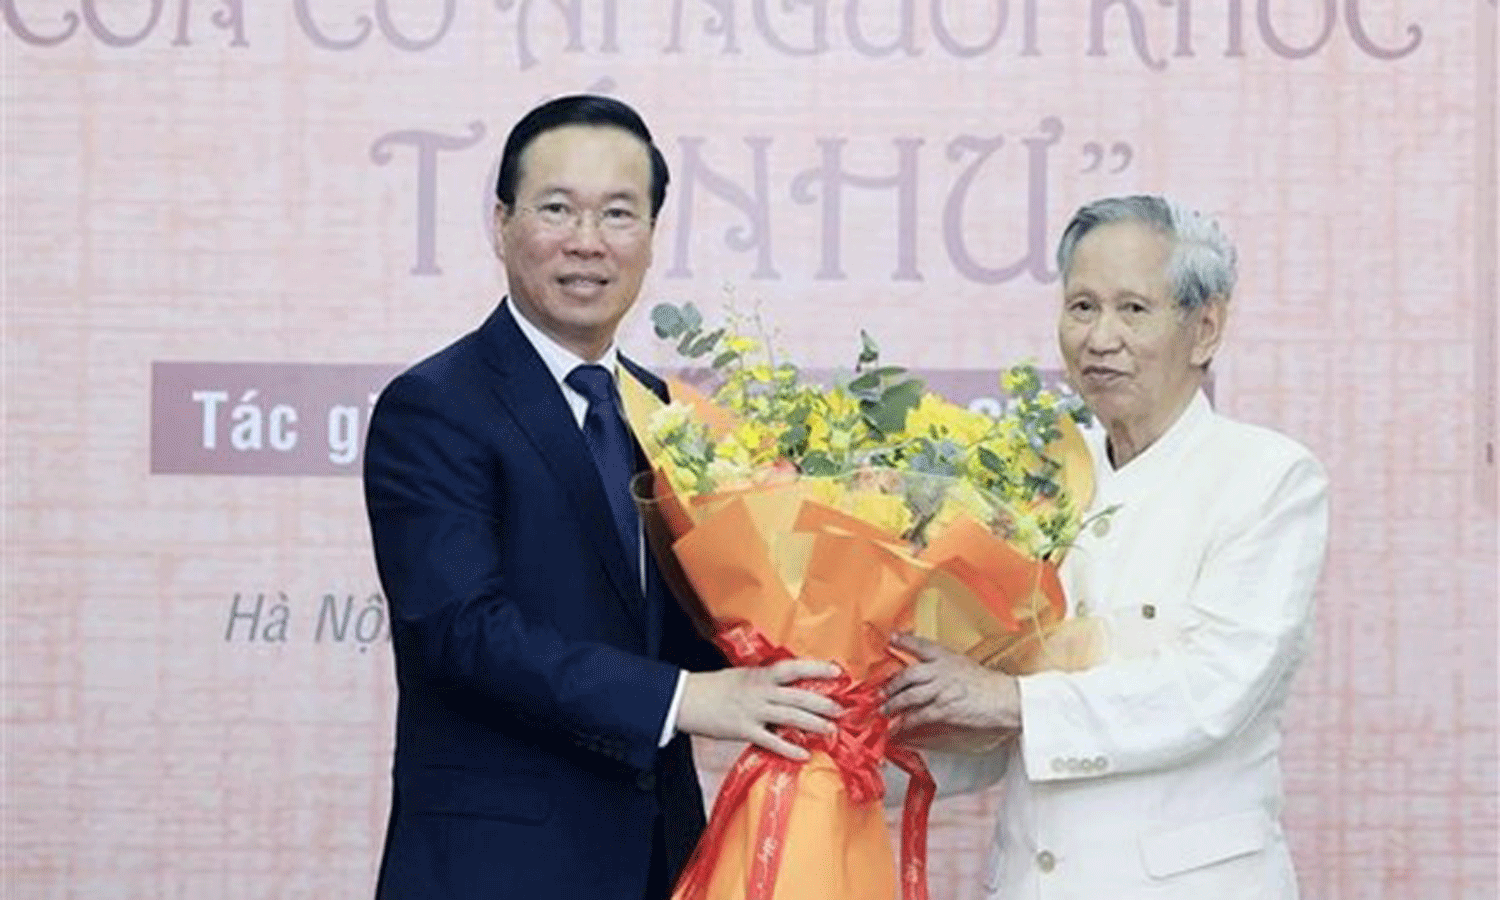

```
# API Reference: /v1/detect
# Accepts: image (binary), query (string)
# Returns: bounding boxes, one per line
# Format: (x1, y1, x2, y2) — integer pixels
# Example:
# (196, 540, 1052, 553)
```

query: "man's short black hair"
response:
(494, 94, 669, 219)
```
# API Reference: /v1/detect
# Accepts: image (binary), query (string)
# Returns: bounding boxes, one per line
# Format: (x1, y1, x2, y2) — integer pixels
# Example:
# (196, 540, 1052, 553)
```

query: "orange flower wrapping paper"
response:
(622, 374, 1101, 900)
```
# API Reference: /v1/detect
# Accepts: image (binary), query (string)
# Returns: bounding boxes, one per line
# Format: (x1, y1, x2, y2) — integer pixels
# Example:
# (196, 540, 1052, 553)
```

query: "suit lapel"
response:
(478, 304, 647, 633)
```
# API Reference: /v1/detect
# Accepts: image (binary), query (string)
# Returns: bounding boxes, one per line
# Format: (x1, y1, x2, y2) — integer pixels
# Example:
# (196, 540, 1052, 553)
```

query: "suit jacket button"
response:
(636, 772, 657, 791)
(1036, 850, 1057, 873)
(1141, 604, 1156, 619)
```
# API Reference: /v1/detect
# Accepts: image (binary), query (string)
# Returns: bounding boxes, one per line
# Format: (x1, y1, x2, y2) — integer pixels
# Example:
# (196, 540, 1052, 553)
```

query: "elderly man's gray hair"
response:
(1055, 195, 1238, 311)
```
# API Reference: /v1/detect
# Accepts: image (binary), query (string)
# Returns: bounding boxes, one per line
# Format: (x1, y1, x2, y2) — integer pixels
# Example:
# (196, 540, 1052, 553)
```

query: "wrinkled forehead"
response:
(1063, 221, 1174, 289)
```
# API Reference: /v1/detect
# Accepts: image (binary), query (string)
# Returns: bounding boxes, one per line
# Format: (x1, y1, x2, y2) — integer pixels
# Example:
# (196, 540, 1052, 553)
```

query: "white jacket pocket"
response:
(1139, 808, 1271, 879)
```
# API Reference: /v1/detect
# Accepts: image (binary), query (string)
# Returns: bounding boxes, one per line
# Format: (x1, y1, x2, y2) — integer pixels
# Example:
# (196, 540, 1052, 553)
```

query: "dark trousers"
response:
(644, 816, 670, 900)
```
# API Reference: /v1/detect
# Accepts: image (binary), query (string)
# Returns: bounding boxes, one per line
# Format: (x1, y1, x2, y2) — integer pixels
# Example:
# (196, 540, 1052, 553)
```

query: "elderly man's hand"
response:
(882, 633, 1022, 738)
(678, 660, 844, 761)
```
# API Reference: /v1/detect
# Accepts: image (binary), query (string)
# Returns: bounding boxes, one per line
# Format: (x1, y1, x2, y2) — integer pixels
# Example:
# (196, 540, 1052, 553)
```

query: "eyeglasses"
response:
(518, 201, 649, 237)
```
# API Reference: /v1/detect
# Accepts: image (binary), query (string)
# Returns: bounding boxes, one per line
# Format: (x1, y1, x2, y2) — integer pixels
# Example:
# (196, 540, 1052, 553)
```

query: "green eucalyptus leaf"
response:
(977, 446, 1005, 475)
(848, 371, 881, 393)
(862, 401, 907, 436)
(651, 303, 686, 338)
(801, 453, 839, 476)
(711, 350, 741, 369)
(687, 327, 724, 358)
(880, 379, 925, 413)
(1023, 472, 1061, 499)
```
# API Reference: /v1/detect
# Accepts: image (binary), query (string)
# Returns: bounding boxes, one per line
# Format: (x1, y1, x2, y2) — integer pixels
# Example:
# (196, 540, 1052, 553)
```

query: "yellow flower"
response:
(803, 409, 832, 452)
(725, 335, 759, 355)
(723, 419, 777, 466)
(905, 394, 995, 445)
(821, 389, 860, 421)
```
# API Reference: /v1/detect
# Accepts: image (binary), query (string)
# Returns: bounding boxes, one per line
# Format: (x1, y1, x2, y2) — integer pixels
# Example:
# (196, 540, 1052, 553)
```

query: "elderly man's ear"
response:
(1191, 298, 1229, 369)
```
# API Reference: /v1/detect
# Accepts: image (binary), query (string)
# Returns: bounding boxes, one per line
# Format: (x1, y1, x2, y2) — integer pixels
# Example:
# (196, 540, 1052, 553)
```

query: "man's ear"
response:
(491, 203, 510, 261)
(1190, 297, 1229, 369)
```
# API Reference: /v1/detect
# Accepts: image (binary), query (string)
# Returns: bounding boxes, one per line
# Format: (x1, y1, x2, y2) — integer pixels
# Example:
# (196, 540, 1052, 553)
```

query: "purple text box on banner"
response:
(151, 362, 401, 476)
(150, 362, 1088, 476)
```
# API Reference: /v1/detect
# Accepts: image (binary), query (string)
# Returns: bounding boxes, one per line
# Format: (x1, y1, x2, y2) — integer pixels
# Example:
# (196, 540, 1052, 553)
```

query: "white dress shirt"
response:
(507, 300, 687, 748)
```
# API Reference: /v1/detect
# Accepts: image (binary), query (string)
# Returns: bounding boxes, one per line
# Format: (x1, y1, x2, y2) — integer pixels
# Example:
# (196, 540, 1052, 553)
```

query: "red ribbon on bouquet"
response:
(672, 622, 936, 900)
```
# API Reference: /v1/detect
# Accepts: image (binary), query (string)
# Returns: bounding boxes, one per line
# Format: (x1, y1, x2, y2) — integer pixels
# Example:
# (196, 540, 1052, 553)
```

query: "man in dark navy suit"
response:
(362, 95, 841, 900)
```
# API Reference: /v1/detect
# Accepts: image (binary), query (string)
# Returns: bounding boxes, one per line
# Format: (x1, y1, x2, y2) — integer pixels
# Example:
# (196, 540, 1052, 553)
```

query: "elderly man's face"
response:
(1058, 221, 1223, 442)
(496, 124, 656, 361)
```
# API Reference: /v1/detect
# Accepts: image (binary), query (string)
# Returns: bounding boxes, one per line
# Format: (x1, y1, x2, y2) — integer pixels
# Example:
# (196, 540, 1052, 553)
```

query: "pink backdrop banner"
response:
(3, 2, 1496, 898)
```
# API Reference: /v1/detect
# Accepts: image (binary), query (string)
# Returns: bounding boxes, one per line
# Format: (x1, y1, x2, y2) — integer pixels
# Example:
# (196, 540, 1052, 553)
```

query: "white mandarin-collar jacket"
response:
(924, 390, 1329, 900)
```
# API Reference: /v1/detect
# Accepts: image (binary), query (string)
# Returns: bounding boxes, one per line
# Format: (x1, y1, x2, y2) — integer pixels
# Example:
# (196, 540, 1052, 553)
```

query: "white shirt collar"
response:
(1087, 389, 1215, 502)
(505, 298, 621, 389)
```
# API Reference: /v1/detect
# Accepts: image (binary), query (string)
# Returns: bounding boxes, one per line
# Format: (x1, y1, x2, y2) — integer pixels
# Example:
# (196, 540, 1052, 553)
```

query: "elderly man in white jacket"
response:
(884, 195, 1329, 900)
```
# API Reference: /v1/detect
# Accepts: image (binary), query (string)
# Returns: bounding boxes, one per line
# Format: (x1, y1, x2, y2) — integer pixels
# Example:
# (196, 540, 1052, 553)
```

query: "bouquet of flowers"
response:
(618, 302, 1108, 900)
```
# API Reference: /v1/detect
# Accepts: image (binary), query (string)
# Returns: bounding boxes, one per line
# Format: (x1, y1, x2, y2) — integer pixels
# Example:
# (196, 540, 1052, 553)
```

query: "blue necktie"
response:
(566, 364, 640, 563)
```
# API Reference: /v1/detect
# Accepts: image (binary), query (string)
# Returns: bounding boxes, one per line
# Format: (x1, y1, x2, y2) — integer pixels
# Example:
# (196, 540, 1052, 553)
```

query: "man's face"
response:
(1057, 220, 1221, 438)
(496, 124, 656, 360)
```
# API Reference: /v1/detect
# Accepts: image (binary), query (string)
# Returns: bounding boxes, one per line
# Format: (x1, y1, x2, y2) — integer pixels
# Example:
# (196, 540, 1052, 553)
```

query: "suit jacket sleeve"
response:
(364, 371, 679, 773)
(1016, 450, 1330, 782)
